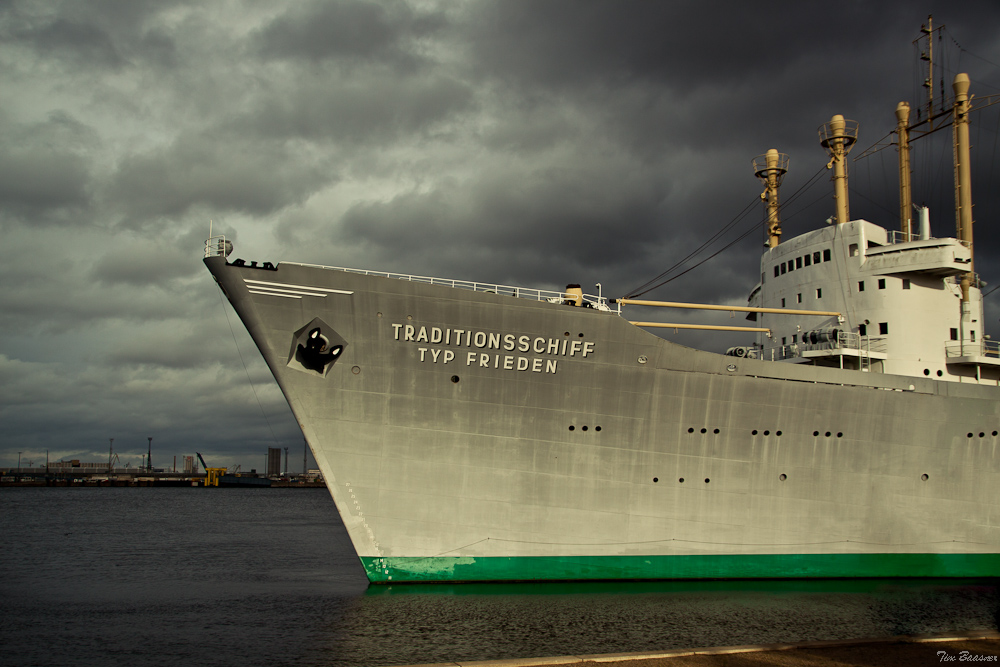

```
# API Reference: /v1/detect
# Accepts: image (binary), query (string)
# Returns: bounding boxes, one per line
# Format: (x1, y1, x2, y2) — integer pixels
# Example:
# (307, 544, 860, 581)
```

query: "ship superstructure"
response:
(204, 46, 1000, 583)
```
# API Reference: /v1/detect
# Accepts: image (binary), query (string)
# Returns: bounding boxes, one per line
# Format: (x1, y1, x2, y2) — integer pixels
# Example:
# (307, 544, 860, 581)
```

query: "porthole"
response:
(763, 430, 770, 436)
(582, 426, 589, 432)
(688, 427, 695, 433)
(752, 430, 758, 436)
(813, 431, 819, 436)
(351, 366, 361, 375)
(564, 332, 570, 336)
(776, 430, 782, 436)
(921, 474, 929, 481)
(569, 425, 575, 431)
(993, 431, 998, 437)
(937, 370, 943, 377)
(376, 312, 383, 318)
(678, 478, 685, 483)
(968, 433, 974, 438)
(924, 369, 930, 376)
(825, 432, 832, 437)
(704, 478, 711, 483)
(713, 428, 720, 434)
(450, 375, 460, 383)
(980, 432, 985, 438)
(653, 477, 658, 483)
(700, 428, 707, 434)
(578, 333, 584, 338)
(837, 432, 843, 438)
(595, 426, 602, 432)
(779, 474, 787, 481)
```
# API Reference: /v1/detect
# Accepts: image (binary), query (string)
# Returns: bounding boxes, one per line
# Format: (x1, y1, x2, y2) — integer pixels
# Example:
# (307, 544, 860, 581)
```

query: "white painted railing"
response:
(945, 340, 1000, 359)
(204, 236, 614, 311)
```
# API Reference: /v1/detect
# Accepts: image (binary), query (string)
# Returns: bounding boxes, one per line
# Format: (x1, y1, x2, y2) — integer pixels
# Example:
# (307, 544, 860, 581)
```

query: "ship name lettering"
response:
(395, 322, 594, 374)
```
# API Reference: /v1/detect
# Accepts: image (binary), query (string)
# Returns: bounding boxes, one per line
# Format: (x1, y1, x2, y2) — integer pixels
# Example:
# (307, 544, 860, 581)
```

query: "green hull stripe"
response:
(360, 553, 1000, 583)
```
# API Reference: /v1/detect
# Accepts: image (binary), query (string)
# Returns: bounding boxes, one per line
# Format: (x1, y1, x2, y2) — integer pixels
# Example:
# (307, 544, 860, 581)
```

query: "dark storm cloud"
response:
(241, 69, 473, 144)
(338, 154, 670, 283)
(12, 17, 124, 68)
(0, 112, 96, 224)
(108, 132, 335, 224)
(255, 0, 447, 69)
(1, 0, 188, 71)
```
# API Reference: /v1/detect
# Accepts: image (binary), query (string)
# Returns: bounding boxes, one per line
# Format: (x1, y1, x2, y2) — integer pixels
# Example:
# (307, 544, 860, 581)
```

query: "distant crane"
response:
(196, 452, 227, 487)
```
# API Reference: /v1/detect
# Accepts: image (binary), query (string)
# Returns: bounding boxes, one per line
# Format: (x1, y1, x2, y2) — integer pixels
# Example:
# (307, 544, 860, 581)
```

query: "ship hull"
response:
(206, 256, 1000, 583)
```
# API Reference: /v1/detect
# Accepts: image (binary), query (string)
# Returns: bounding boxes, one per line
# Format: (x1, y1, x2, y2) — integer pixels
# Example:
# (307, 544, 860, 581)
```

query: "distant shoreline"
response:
(1, 477, 327, 489)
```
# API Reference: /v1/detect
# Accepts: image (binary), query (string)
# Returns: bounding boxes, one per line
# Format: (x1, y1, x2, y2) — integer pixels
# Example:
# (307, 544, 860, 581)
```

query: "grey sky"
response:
(2, 1, 999, 471)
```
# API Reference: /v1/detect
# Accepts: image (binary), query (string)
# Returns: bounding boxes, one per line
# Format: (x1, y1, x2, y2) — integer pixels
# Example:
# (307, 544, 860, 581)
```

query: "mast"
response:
(953, 72, 974, 303)
(753, 149, 789, 247)
(819, 115, 858, 224)
(921, 16, 935, 125)
(896, 102, 913, 238)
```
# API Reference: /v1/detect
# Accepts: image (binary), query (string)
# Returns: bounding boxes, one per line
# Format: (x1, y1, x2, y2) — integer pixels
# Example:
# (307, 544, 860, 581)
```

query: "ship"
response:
(204, 36, 1000, 583)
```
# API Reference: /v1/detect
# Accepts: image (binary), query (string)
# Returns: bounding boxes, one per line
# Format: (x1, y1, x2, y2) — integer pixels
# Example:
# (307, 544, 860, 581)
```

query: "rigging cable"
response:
(624, 194, 759, 298)
(624, 162, 829, 299)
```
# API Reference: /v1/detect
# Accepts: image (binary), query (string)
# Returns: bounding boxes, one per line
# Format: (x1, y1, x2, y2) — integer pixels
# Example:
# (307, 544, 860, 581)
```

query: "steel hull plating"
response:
(206, 256, 1000, 583)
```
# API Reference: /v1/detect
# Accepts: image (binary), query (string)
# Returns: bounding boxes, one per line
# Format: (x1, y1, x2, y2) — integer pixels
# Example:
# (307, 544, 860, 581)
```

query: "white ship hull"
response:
(205, 255, 1000, 582)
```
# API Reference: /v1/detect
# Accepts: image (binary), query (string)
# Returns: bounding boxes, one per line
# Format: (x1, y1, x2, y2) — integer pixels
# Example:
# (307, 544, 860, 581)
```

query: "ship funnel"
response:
(753, 149, 789, 248)
(819, 115, 859, 224)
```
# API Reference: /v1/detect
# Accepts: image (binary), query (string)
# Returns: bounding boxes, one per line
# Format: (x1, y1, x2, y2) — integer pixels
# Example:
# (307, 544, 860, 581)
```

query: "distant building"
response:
(267, 448, 282, 477)
(183, 455, 196, 473)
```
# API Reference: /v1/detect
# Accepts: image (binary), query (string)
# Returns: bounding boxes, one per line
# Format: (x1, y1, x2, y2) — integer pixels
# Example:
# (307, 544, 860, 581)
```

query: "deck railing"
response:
(205, 236, 613, 311)
(763, 332, 886, 361)
(945, 339, 1000, 359)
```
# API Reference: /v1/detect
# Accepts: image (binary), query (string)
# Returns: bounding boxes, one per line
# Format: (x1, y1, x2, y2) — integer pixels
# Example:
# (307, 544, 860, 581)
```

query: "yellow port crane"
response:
(196, 452, 227, 487)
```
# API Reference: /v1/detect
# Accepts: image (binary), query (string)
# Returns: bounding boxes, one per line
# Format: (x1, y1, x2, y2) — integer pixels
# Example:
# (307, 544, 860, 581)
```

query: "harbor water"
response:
(2, 487, 999, 666)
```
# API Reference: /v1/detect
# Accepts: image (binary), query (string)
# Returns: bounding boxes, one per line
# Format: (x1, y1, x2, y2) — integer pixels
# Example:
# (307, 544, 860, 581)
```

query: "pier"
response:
(0, 468, 325, 488)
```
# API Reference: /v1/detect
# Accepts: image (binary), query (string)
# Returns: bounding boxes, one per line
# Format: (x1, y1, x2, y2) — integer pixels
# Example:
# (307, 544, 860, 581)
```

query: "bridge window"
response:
(816, 288, 822, 299)
(823, 249, 832, 262)
(781, 262, 786, 275)
(814, 251, 821, 264)
(795, 257, 802, 269)
(797, 293, 802, 303)
(879, 322, 888, 335)
(849, 243, 859, 256)
(858, 281, 865, 292)
(878, 278, 886, 289)
(903, 279, 911, 290)
(804, 254, 811, 267)
(774, 265, 780, 277)
(951, 328, 958, 340)
(859, 324, 867, 336)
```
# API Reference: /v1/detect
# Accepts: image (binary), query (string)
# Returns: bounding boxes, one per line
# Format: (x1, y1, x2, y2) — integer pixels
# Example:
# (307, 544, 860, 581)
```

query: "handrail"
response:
(283, 261, 615, 311)
(204, 236, 615, 311)
(945, 340, 1000, 358)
